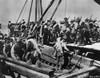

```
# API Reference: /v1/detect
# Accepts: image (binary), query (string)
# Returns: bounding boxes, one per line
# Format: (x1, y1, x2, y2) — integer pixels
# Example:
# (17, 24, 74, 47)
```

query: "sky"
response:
(0, 0, 100, 25)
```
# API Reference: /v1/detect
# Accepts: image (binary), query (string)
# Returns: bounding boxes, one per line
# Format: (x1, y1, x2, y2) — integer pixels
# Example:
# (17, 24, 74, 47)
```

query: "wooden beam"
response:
(66, 44, 100, 53)
(60, 66, 97, 78)
(0, 55, 54, 77)
(6, 62, 49, 78)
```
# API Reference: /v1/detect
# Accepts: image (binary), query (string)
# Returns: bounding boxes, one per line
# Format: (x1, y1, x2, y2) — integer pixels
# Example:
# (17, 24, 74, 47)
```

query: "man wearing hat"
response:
(64, 17, 70, 27)
(20, 19, 28, 37)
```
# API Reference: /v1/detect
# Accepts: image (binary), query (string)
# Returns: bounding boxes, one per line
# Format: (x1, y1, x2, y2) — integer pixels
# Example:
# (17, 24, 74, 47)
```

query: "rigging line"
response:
(32, 0, 55, 34)
(50, 0, 62, 20)
(16, 0, 28, 23)
(37, 0, 39, 20)
(38, 0, 55, 23)
(65, 0, 67, 17)
(20, 1, 28, 22)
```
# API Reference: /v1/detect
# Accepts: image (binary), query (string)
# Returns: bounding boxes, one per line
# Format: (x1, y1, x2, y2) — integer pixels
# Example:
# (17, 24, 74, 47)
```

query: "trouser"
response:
(85, 37, 91, 45)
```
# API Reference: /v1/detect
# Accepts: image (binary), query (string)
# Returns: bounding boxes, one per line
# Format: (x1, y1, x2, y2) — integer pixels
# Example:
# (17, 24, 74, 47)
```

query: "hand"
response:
(16, 56, 20, 60)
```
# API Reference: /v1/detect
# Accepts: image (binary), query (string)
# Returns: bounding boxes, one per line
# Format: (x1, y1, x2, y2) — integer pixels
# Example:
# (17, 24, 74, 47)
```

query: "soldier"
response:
(43, 23, 49, 45)
(79, 22, 86, 45)
(64, 17, 70, 27)
(0, 31, 4, 40)
(48, 28, 55, 46)
(0, 22, 2, 29)
(84, 19, 91, 45)
(3, 37, 14, 57)
(54, 37, 72, 69)
(8, 21, 12, 29)
(20, 19, 28, 37)
(8, 21, 15, 37)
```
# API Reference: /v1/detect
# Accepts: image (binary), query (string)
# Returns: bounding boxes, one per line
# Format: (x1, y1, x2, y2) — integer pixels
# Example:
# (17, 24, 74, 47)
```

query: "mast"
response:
(35, 0, 43, 22)
(37, 0, 41, 21)
(35, 0, 38, 22)
(27, 0, 34, 29)
(33, 0, 55, 39)
(39, 0, 55, 41)
(40, 0, 43, 16)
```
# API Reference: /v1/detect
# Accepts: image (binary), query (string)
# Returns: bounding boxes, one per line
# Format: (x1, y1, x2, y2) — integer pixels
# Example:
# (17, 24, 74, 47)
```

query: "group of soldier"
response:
(0, 16, 99, 62)
(0, 16, 100, 78)
(3, 16, 100, 47)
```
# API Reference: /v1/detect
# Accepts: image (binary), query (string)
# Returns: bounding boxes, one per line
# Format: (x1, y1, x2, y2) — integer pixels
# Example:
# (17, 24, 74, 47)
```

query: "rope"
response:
(38, 0, 55, 23)
(65, 0, 67, 17)
(27, 0, 34, 25)
(16, 0, 28, 23)
(50, 0, 62, 20)
(21, 2, 28, 21)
